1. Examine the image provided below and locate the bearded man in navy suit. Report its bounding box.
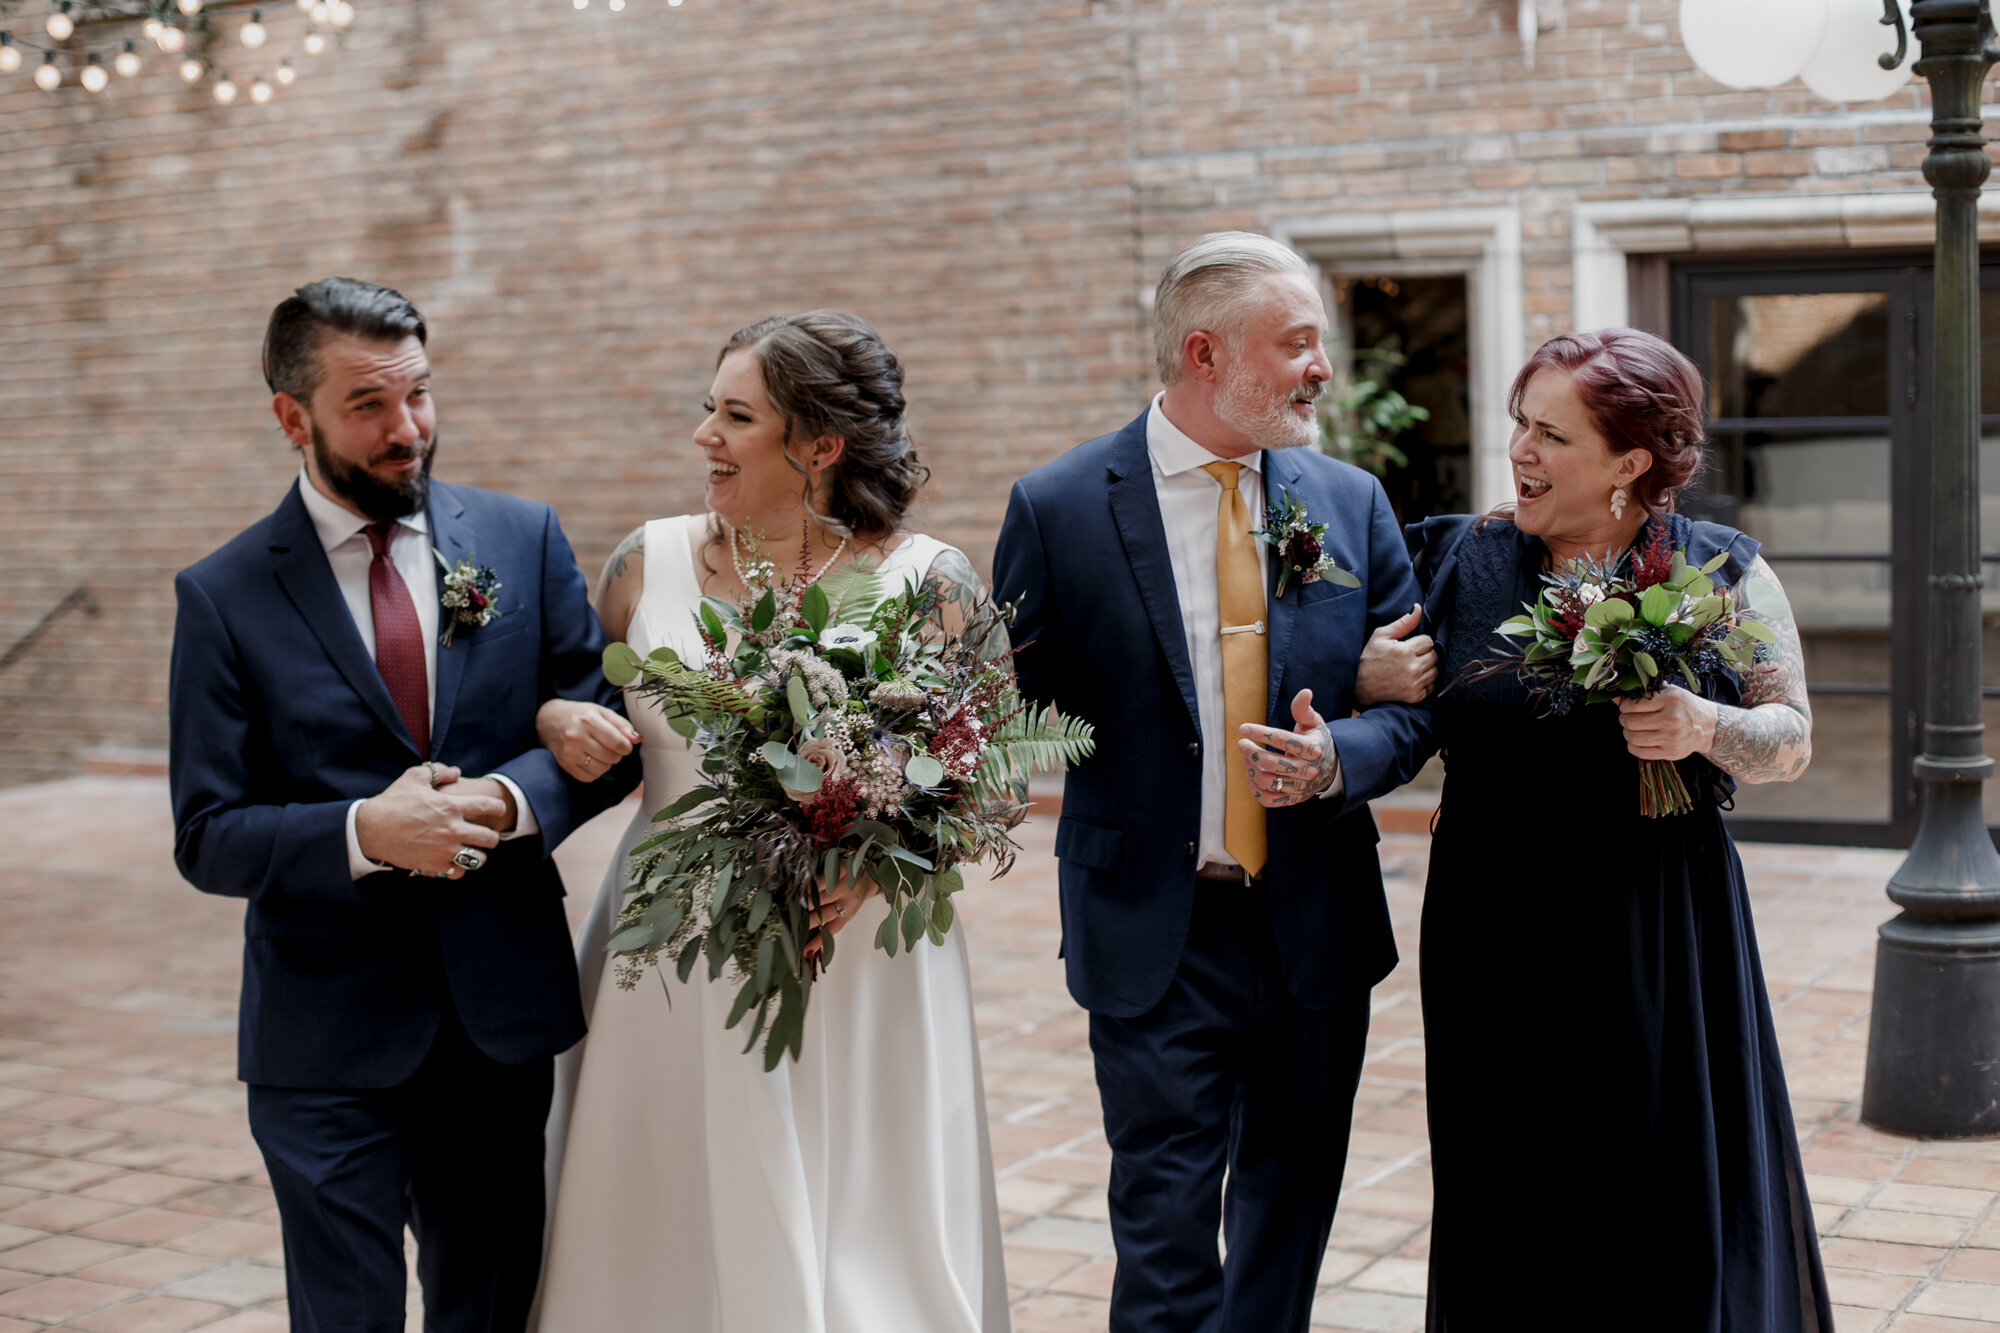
[169,278,637,1332]
[993,233,1437,1333]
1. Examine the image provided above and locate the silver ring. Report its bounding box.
[833,902,845,917]
[423,761,442,786]
[452,848,483,872]
[1273,778,1284,792]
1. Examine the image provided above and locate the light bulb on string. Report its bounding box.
[275,58,294,83]
[157,25,185,53]
[0,34,18,74]
[213,73,236,102]
[46,6,74,41]
[80,53,107,90]
[179,56,202,82]
[574,0,588,9]
[143,17,161,39]
[329,2,353,28]
[610,0,624,9]
[310,2,329,22]
[178,0,204,14]
[115,40,141,76]
[250,74,271,101]
[242,11,266,47]
[303,30,324,53]
[34,53,61,90]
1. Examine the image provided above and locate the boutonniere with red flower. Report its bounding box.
[1253,488,1362,598]
[435,551,501,646]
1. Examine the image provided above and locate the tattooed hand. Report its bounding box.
[1237,688,1344,807]
[1614,556,1813,783]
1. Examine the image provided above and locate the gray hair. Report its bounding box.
[1153,231,1314,384]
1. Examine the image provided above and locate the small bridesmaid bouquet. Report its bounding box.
[1254,488,1362,598]
[1491,527,1775,817]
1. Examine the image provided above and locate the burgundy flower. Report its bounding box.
[1295,533,1323,563]
[468,589,489,611]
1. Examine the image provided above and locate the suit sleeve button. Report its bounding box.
[1187,742,1200,757]
[1184,840,1197,857]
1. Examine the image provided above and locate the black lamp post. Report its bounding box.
[1859,0,2000,1139]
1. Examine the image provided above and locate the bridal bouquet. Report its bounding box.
[599,554,1095,1069]
[1491,526,1775,817]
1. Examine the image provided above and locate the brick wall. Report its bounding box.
[0,0,1988,784]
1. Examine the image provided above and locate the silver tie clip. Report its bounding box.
[1221,620,1266,636]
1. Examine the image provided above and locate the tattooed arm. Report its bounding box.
[1710,556,1813,782]
[921,546,1012,663]
[1617,556,1813,783]
[536,523,647,782]
[921,545,1030,816]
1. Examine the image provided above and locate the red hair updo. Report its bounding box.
[1507,328,1707,515]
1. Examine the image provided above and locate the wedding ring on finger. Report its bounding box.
[452,847,484,872]
[423,761,442,787]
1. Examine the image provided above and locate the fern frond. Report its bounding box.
[632,657,756,719]
[971,708,1096,797]
[818,561,888,627]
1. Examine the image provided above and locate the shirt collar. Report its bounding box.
[1145,393,1264,479]
[297,466,431,554]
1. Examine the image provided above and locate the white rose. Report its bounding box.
[1576,582,1606,607]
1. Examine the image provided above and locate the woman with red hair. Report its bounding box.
[1404,329,1828,1329]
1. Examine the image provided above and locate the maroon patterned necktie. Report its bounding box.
[366,521,430,756]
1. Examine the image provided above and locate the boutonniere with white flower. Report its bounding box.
[435,551,501,646]
[1252,488,1362,598]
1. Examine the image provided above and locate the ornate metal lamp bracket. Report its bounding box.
[1882,0,1912,68]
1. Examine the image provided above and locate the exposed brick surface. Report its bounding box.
[0,0,1979,782]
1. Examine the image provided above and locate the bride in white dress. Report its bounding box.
[529,312,1009,1331]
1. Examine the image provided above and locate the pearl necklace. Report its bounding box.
[730,524,848,591]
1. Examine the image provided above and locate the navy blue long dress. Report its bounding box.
[1408,512,1832,1332]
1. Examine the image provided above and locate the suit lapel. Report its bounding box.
[425,483,471,761]
[1104,418,1202,740]
[266,482,421,754]
[1261,448,1302,724]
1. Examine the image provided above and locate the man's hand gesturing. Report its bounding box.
[354,765,506,879]
[1238,689,1341,808]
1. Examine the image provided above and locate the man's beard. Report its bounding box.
[310,421,437,523]
[1215,359,1321,450]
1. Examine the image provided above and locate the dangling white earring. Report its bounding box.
[1610,486,1628,521]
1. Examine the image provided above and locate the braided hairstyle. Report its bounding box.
[719,311,929,540]
[1507,328,1707,514]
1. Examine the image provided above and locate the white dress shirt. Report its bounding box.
[1146,397,1341,873]
[296,469,538,878]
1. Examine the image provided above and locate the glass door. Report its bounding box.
[1675,260,1919,845]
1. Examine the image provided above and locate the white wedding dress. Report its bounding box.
[534,514,1009,1332]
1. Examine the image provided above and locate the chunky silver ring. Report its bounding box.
[423,761,442,786]
[834,902,845,917]
[1273,778,1284,792]
[452,848,483,872]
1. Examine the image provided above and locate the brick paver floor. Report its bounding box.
[2,776,1998,1331]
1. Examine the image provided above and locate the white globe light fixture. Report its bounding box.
[34,52,62,90]
[1679,0,1828,88]
[1801,0,1916,101]
[80,52,107,90]
[45,6,75,41]
[157,25,186,54]
[0,36,19,73]
[241,11,267,48]
[114,41,142,77]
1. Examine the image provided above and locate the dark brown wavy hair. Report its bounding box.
[718,310,929,542]
[1507,327,1707,515]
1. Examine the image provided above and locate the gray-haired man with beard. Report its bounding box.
[993,233,1436,1332]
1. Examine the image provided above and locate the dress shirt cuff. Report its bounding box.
[346,800,396,880]
[487,774,539,840]
[1315,742,1346,801]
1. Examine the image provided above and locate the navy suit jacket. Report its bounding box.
[169,479,636,1089]
[992,413,1435,1018]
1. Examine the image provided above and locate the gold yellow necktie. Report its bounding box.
[1201,460,1267,877]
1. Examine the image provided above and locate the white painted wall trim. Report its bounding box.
[1275,209,1524,513]
[1573,192,2000,330]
